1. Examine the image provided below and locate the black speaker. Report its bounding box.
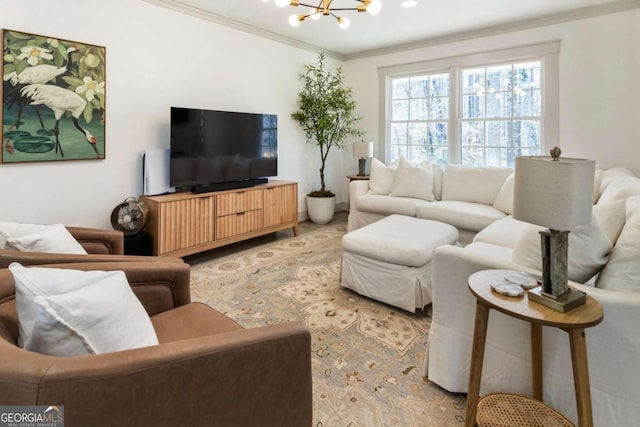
[124,231,152,256]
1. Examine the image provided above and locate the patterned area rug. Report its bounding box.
[189,223,466,426]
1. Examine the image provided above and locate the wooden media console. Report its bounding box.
[140,180,298,257]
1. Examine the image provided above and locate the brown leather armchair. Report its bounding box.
[0,226,182,268]
[0,261,313,426]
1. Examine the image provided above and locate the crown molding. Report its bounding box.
[344,0,640,60]
[141,0,345,60]
[143,0,638,62]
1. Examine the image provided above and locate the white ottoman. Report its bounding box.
[341,214,459,312]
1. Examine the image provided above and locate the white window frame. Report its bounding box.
[378,41,560,165]
[387,71,452,164]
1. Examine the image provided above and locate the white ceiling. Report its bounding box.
[146,0,632,58]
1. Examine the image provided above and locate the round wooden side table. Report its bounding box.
[465,269,603,427]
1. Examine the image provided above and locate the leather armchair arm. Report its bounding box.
[0,261,191,316]
[42,261,191,315]
[66,226,124,255]
[0,250,184,269]
[29,322,312,427]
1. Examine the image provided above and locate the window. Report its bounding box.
[389,73,450,164]
[460,61,542,166]
[381,42,559,167]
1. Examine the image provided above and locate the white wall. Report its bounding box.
[2,3,638,229]
[342,9,640,178]
[0,0,343,228]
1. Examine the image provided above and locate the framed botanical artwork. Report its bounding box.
[1,29,106,163]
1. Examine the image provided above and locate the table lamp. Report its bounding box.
[352,140,373,176]
[513,147,596,312]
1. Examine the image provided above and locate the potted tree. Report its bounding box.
[291,53,363,224]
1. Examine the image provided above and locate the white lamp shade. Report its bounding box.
[352,141,373,158]
[513,155,595,231]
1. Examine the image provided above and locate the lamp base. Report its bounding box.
[528,286,586,312]
[357,158,367,176]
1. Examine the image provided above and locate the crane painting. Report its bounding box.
[2,29,105,163]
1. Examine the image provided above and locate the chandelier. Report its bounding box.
[272,0,382,29]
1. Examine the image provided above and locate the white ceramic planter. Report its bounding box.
[306,195,336,225]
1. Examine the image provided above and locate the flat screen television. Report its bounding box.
[170,107,278,192]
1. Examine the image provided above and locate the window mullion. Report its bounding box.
[449,66,460,164]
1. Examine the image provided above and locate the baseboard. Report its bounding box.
[336,201,349,213]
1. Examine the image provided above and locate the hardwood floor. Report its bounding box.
[183,210,348,265]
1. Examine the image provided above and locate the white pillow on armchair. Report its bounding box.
[10,263,158,356]
[0,222,86,254]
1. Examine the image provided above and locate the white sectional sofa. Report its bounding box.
[348,158,514,245]
[424,167,640,426]
[346,159,640,424]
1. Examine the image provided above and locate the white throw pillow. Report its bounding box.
[593,166,603,204]
[512,216,611,284]
[596,196,640,292]
[389,157,435,201]
[442,165,513,205]
[592,199,627,246]
[493,173,515,214]
[0,222,86,254]
[599,167,636,195]
[0,221,45,249]
[432,164,444,201]
[368,158,397,195]
[9,263,158,356]
[597,176,640,204]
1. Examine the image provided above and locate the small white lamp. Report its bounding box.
[513,147,595,312]
[352,140,373,176]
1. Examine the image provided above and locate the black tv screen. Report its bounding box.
[170,107,278,189]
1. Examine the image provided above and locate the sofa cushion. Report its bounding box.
[368,158,397,195]
[599,167,635,195]
[416,201,506,232]
[0,222,87,254]
[356,194,418,217]
[152,302,242,343]
[441,165,512,205]
[9,263,158,356]
[389,157,435,201]
[493,172,514,214]
[592,199,626,246]
[473,216,530,249]
[512,216,611,284]
[464,242,515,260]
[596,196,640,291]
[597,176,640,204]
